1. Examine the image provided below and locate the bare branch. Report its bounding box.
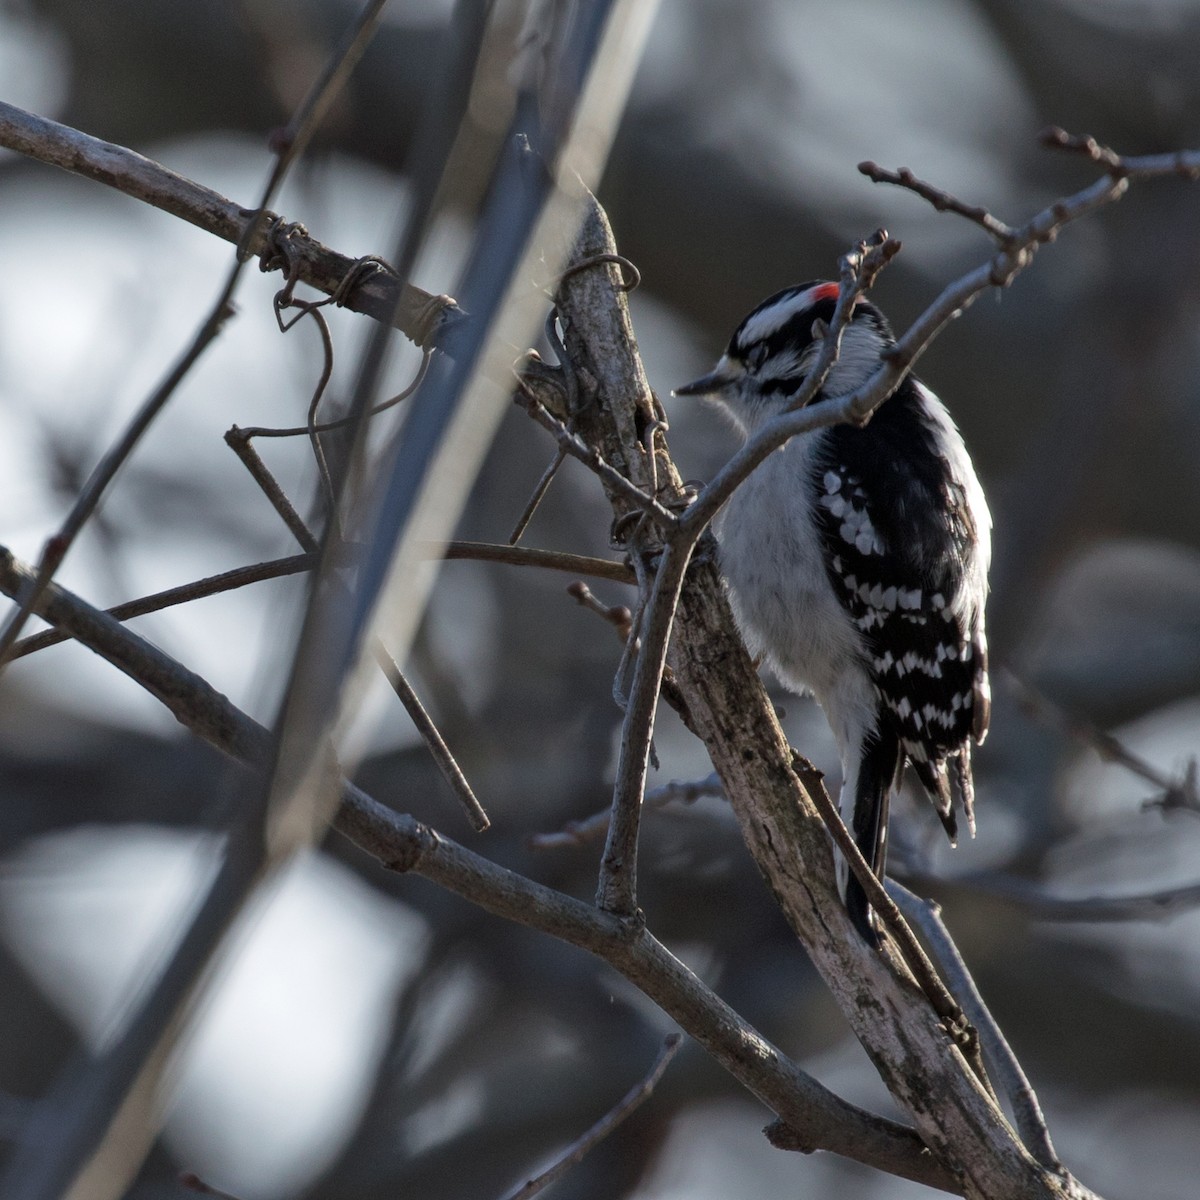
[1038,126,1127,172]
[6,541,634,663]
[346,783,951,1190]
[857,162,1017,242]
[0,540,951,1191]
[443,540,635,584]
[7,553,316,661]
[509,448,568,544]
[597,537,694,915]
[225,429,322,553]
[0,100,463,347]
[371,642,489,832]
[1039,126,1200,180]
[797,754,981,1059]
[498,1034,682,1200]
[888,883,1062,1172]
[786,229,903,413]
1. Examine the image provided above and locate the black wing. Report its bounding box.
[812,386,988,836]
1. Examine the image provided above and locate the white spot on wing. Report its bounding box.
[856,529,878,555]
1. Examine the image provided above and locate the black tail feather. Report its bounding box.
[951,749,976,837]
[912,757,959,844]
[845,726,903,944]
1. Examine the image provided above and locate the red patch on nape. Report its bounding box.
[809,282,841,304]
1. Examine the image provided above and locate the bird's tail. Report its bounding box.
[842,725,903,944]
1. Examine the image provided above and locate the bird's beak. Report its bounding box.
[672,355,741,397]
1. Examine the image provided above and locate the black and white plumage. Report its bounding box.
[674,281,991,942]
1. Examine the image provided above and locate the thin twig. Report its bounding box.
[857,163,1018,243]
[564,577,696,737]
[442,541,635,584]
[888,882,1062,1172]
[371,641,489,832]
[611,532,653,713]
[498,1033,682,1200]
[787,230,903,414]
[514,378,678,529]
[7,553,320,661]
[1038,126,1128,172]
[224,430,321,553]
[596,538,695,916]
[509,448,568,544]
[1038,127,1200,179]
[647,771,724,807]
[7,542,633,664]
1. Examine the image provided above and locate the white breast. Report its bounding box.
[715,429,874,742]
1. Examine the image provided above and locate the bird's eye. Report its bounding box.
[745,343,769,372]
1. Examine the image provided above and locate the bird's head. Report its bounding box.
[673,281,895,434]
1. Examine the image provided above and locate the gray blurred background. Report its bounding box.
[2,1,1200,1197]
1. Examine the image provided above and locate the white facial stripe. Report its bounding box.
[736,285,831,350]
